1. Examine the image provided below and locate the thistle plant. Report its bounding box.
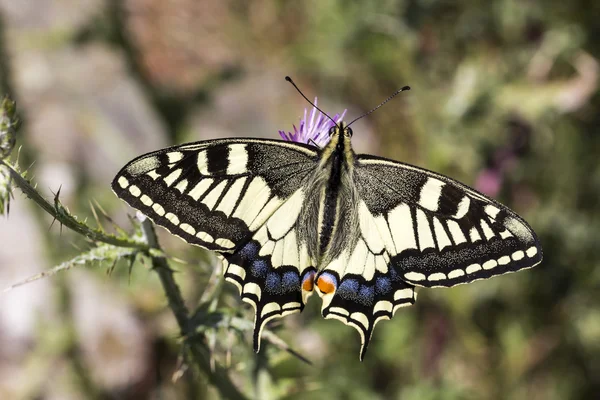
[279,97,346,146]
[0,95,344,399]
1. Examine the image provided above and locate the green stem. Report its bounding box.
[140,219,248,400]
[1,160,149,251]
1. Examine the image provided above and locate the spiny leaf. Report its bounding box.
[2,244,140,292]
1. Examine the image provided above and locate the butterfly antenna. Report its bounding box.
[347,86,411,127]
[285,76,339,128]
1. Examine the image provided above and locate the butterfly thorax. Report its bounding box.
[302,124,361,267]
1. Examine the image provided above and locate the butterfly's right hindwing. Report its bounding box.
[112,138,318,252]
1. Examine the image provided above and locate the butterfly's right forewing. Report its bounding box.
[112,138,318,251]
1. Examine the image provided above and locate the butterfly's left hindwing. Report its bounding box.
[314,152,542,359]
[112,139,320,350]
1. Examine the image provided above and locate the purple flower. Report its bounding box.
[279,98,347,147]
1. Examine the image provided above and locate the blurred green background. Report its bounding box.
[1,1,599,399]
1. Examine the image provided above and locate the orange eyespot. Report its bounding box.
[302,271,315,291]
[316,275,336,294]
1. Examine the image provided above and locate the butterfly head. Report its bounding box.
[328,121,353,139]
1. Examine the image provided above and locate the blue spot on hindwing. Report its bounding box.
[238,241,259,262]
[375,276,392,295]
[337,278,359,300]
[358,285,374,306]
[389,266,401,282]
[265,272,281,294]
[250,259,268,278]
[282,271,300,292]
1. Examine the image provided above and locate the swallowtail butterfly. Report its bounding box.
[112,88,542,360]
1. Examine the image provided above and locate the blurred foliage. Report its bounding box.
[1,0,599,399]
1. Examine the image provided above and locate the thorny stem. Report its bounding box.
[1,97,246,399]
[141,219,247,400]
[0,159,150,251]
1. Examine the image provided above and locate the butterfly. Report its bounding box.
[112,94,542,360]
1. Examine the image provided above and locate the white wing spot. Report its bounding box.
[261,302,281,317]
[483,259,498,270]
[165,212,180,225]
[481,219,495,240]
[373,214,397,254]
[259,240,276,257]
[433,217,452,250]
[447,220,466,244]
[175,179,188,193]
[453,196,471,219]
[226,263,246,280]
[147,170,160,180]
[233,176,271,226]
[374,255,387,274]
[448,269,465,279]
[180,223,196,236]
[271,239,285,268]
[164,169,182,187]
[117,176,129,189]
[128,185,141,197]
[197,151,209,175]
[152,203,165,216]
[404,272,426,281]
[512,250,525,261]
[374,301,393,314]
[249,195,284,231]
[428,272,446,281]
[388,203,417,253]
[469,227,482,243]
[140,194,153,206]
[500,230,513,239]
[498,256,511,265]
[417,209,435,250]
[196,231,214,243]
[283,302,302,310]
[226,144,248,175]
[329,307,349,316]
[350,312,369,330]
[466,264,482,274]
[215,177,247,217]
[394,288,414,300]
[419,178,445,212]
[243,283,262,301]
[526,247,538,258]
[188,179,214,201]
[167,151,183,164]
[485,205,501,220]
[202,180,228,210]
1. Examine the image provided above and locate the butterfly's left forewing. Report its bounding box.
[112,138,320,349]
[353,155,542,287]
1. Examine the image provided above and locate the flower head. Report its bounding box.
[279,98,346,147]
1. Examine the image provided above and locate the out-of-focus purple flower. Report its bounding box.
[279,98,347,147]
